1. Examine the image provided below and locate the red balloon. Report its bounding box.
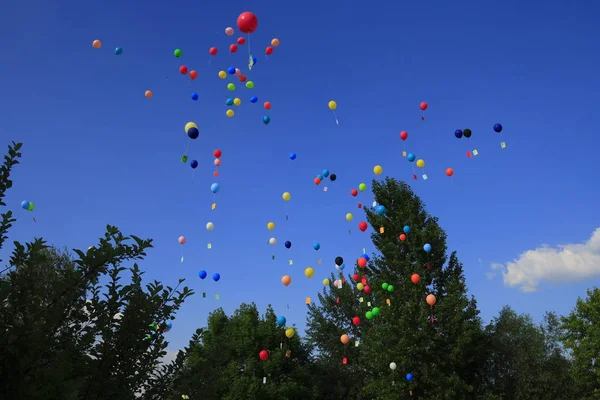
[214,150,222,158]
[446,168,454,177]
[314,177,321,185]
[411,273,420,284]
[420,101,428,111]
[352,316,361,326]
[189,70,198,80]
[229,44,238,53]
[237,37,246,45]
[259,350,269,361]
[363,285,371,294]
[400,131,408,140]
[357,257,367,268]
[426,264,432,270]
[239,74,247,82]
[361,276,367,285]
[352,273,360,282]
[237,11,258,34]
[351,189,358,197]
[209,47,218,56]
[265,46,274,55]
[179,66,188,75]
[399,234,406,241]
[264,101,271,110]
[358,222,367,232]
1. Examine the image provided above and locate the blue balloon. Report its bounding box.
[191,92,199,101]
[289,152,297,160]
[423,243,432,253]
[376,205,387,216]
[284,241,292,249]
[454,129,463,138]
[212,273,221,282]
[493,123,503,133]
[317,174,324,180]
[190,160,198,169]
[187,127,199,139]
[226,97,234,106]
[227,66,236,75]
[252,56,257,65]
[21,200,30,210]
[165,322,173,331]
[250,96,258,103]
[276,316,286,326]
[361,254,370,261]
[406,373,413,381]
[403,225,410,234]
[211,183,220,193]
[313,242,320,251]
[322,169,330,177]
[263,115,271,125]
[407,153,416,162]
[338,263,345,271]
[114,47,123,55]
[198,270,207,279]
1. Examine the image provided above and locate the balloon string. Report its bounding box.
[332,111,339,126]
[184,138,190,156]
[247,32,252,66]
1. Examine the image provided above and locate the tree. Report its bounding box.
[0,142,194,399]
[562,287,600,399]
[306,177,487,399]
[168,303,316,400]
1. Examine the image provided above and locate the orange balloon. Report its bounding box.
[357,257,367,268]
[426,294,436,306]
[411,273,420,284]
[92,40,102,48]
[264,101,271,110]
[445,168,454,177]
[190,70,198,80]
[340,334,350,345]
[314,177,321,185]
[281,275,291,286]
[145,90,153,99]
[271,38,280,47]
[213,171,219,177]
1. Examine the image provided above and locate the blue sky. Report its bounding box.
[1,0,599,352]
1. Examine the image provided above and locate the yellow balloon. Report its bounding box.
[218,70,227,79]
[305,267,315,278]
[373,165,383,175]
[322,278,330,286]
[282,192,291,201]
[285,328,295,339]
[184,122,197,133]
[233,98,241,106]
[345,213,353,221]
[226,109,234,117]
[328,100,337,111]
[267,222,275,230]
[356,283,364,291]
[416,159,425,168]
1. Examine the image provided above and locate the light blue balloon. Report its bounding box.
[115,47,123,55]
[211,183,220,193]
[423,243,432,253]
[403,225,410,234]
[376,205,387,215]
[226,98,234,106]
[313,242,320,251]
[21,200,30,210]
[339,263,345,271]
[276,316,286,326]
[322,169,330,177]
[317,174,324,180]
[407,153,416,162]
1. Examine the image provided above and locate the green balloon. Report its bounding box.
[382,282,388,290]
[27,202,35,211]
[372,307,380,316]
[227,83,235,91]
[387,285,394,292]
[359,183,367,191]
[366,311,373,320]
[245,81,254,89]
[174,49,182,58]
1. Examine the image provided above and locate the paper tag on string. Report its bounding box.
[317,258,322,264]
[367,301,371,307]
[501,142,506,148]
[422,174,428,180]
[402,151,407,157]
[272,255,275,260]
[212,203,216,210]
[180,256,184,263]
[285,350,291,357]
[337,281,342,289]
[336,297,340,303]
[473,149,479,156]
[280,343,283,349]
[305,297,311,305]
[262,377,266,384]
[215,294,219,300]
[355,340,360,347]
[413,174,418,180]
[386,298,391,306]
[324,187,328,192]
[207,243,212,249]
[359,297,364,303]
[379,227,385,233]
[289,260,293,265]
[181,155,188,163]
[342,357,348,365]
[362,248,366,254]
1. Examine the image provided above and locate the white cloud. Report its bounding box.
[491,228,600,292]
[160,349,180,365]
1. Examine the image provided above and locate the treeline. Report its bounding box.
[1,141,598,400]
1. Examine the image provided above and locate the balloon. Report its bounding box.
[387,284,394,292]
[178,236,186,245]
[352,274,360,282]
[206,222,215,231]
[271,38,280,47]
[235,68,241,76]
[246,81,255,89]
[190,92,199,101]
[229,44,238,53]
[237,12,258,34]
[226,98,234,106]
[285,328,295,338]
[163,322,173,332]
[190,160,198,169]
[361,254,370,261]
[185,122,197,133]
[403,225,410,233]
[227,83,235,91]
[21,200,34,211]
[322,278,330,286]
[198,270,207,279]
[358,183,367,192]
[265,46,274,55]
[252,56,258,65]
[382,283,389,290]
[335,256,344,266]
[264,101,271,110]
[446,168,454,177]
[267,222,275,230]
[189,70,198,80]
[263,116,271,125]
[494,123,503,133]
[411,273,420,284]
[406,373,413,381]
[209,47,217,56]
[366,311,373,320]
[281,275,291,286]
[227,66,236,75]
[329,173,337,181]
[454,129,463,138]
[114,47,123,55]
[463,128,472,138]
[351,189,358,197]
[93,40,102,49]
[328,100,337,110]
[416,159,425,168]
[212,273,220,282]
[187,127,199,139]
[358,222,368,232]
[250,96,258,103]
[211,183,220,193]
[340,334,350,344]
[238,75,246,84]
[345,213,353,221]
[259,350,269,361]
[284,241,292,248]
[352,316,361,326]
[225,27,234,36]
[226,109,235,118]
[357,257,367,268]
[276,316,286,326]
[419,102,428,111]
[400,131,408,140]
[322,169,330,177]
[179,66,188,75]
[376,205,386,215]
[423,243,432,253]
[218,70,227,79]
[407,153,416,162]
[373,165,383,175]
[372,307,380,316]
[363,285,371,294]
[426,294,436,306]
[304,267,315,278]
[212,150,221,159]
[237,37,246,45]
[143,90,153,99]
[268,238,276,245]
[282,192,291,201]
[390,362,397,371]
[317,174,324,180]
[313,242,320,250]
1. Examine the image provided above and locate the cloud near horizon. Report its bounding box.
[491,228,600,292]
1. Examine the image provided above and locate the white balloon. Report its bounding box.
[268,237,277,245]
[206,222,215,231]
[389,362,397,371]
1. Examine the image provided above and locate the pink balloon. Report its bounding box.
[178,236,186,245]
[235,68,241,76]
[214,158,221,167]
[225,27,234,36]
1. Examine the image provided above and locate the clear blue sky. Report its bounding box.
[1,0,599,352]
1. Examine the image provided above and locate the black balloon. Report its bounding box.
[330,174,337,181]
[463,128,472,138]
[335,256,343,266]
